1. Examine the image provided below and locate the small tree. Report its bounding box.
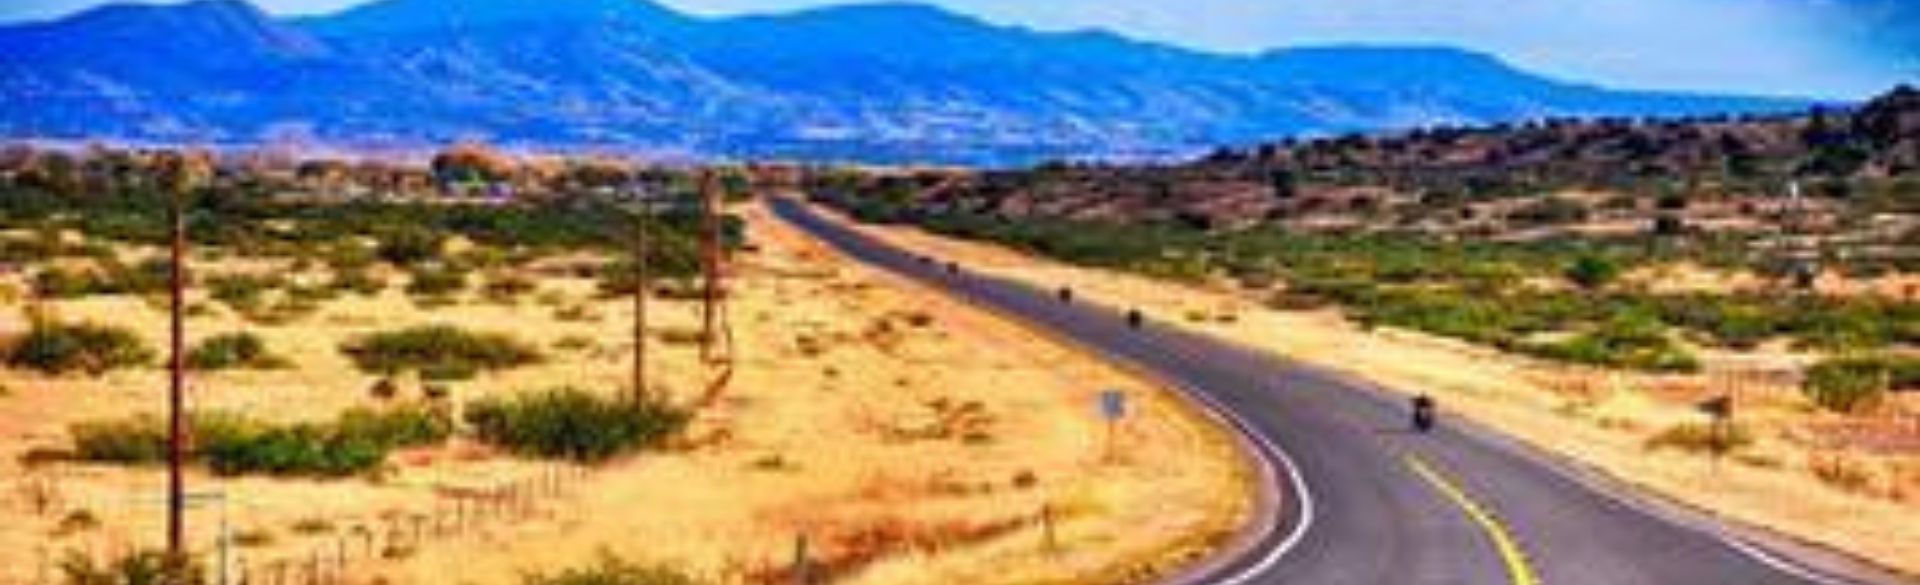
[1565,255,1622,290]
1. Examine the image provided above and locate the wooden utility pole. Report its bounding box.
[631,195,651,404]
[165,160,189,565]
[700,171,722,363]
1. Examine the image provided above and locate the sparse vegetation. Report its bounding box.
[1802,355,1920,413]
[1565,255,1622,290]
[405,266,469,298]
[483,272,537,303]
[70,407,453,477]
[7,318,154,376]
[32,259,171,299]
[465,388,689,463]
[341,325,541,379]
[59,549,204,585]
[187,332,289,371]
[71,418,168,464]
[1645,422,1752,454]
[521,555,701,585]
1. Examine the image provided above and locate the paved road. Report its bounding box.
[769,197,1905,585]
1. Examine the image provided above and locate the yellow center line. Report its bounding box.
[1406,454,1544,585]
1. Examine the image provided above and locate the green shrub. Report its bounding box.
[341,325,541,377]
[61,549,205,585]
[522,555,700,585]
[330,268,387,296]
[1564,255,1622,290]
[199,424,385,477]
[405,267,469,298]
[465,388,688,462]
[31,259,171,299]
[187,332,289,371]
[203,407,452,476]
[8,319,155,375]
[1802,355,1917,412]
[1525,312,1700,373]
[71,417,169,464]
[377,226,445,267]
[207,273,286,313]
[70,407,452,477]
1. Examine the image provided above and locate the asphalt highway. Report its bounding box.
[769,197,1901,585]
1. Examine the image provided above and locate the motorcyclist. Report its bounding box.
[1411,394,1437,433]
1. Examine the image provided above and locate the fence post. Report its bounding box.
[306,549,320,585]
[1040,503,1057,553]
[791,533,811,585]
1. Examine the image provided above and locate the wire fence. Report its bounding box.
[12,464,596,585]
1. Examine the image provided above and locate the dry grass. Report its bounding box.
[0,202,1251,585]
[825,202,1920,577]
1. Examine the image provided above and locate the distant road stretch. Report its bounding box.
[769,196,1905,585]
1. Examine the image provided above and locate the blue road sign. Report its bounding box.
[1099,390,1127,421]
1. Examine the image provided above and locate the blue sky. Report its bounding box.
[2,0,1908,99]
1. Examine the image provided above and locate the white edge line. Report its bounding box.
[1171,377,1314,585]
[1724,538,1858,585]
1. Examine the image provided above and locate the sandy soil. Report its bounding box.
[818,202,1920,577]
[0,204,1251,584]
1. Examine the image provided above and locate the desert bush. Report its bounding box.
[329,268,387,296]
[1526,312,1700,372]
[197,407,451,477]
[187,332,289,371]
[465,388,688,462]
[376,226,444,266]
[199,423,387,477]
[1802,355,1918,412]
[341,325,541,378]
[1564,255,1621,290]
[1507,196,1590,226]
[521,555,699,585]
[71,407,451,477]
[483,273,537,302]
[333,406,455,447]
[1644,423,1751,454]
[8,319,155,375]
[405,266,468,298]
[207,273,286,313]
[71,417,169,464]
[31,259,171,299]
[60,549,205,585]
[1809,453,1875,494]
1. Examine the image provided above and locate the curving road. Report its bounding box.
[769,197,1907,585]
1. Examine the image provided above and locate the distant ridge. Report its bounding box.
[0,0,1815,165]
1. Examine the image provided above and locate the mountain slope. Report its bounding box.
[0,0,1813,164]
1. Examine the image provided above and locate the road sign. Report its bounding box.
[1697,396,1733,419]
[1099,390,1127,421]
[1099,389,1127,463]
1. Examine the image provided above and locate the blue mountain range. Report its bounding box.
[0,0,1815,165]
